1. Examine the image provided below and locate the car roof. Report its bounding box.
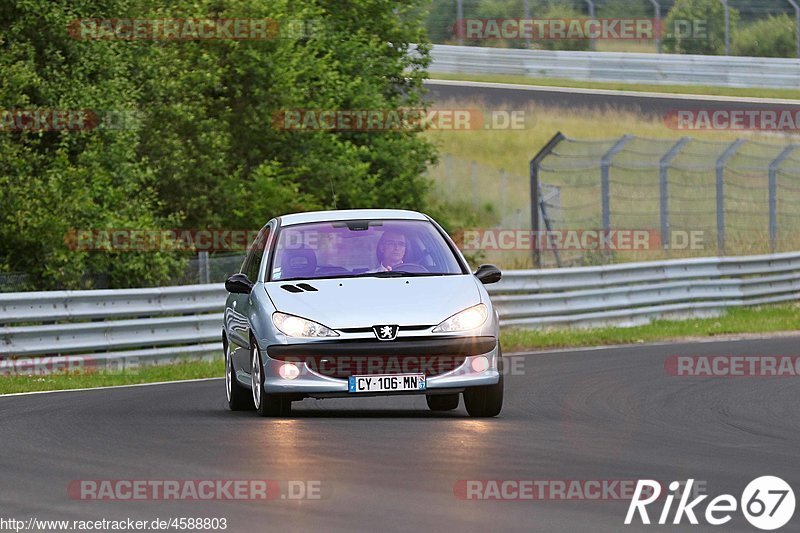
[277,209,429,227]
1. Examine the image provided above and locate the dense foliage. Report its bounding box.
[663,0,739,55]
[0,0,437,289]
[733,14,797,58]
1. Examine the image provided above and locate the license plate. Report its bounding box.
[348,374,426,393]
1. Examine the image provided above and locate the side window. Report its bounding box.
[242,226,270,281]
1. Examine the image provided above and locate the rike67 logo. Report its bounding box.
[626,477,795,530]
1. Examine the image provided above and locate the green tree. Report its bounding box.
[663,0,739,55]
[0,0,438,290]
[0,0,185,290]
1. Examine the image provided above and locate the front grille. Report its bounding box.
[337,325,434,334]
[304,355,466,379]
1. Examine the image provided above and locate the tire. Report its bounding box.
[463,348,504,418]
[225,337,254,411]
[426,394,460,411]
[251,339,291,417]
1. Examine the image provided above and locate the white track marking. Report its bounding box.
[0,377,223,398]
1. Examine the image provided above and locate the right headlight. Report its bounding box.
[432,303,488,333]
[272,312,339,338]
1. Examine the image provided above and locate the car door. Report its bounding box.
[225,223,271,352]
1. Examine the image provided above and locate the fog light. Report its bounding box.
[278,363,300,380]
[471,356,490,373]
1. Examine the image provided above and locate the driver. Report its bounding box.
[375,231,407,271]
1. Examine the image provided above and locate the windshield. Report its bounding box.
[269,219,464,281]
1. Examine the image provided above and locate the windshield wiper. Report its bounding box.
[353,271,450,278]
[277,271,454,282]
[354,271,410,278]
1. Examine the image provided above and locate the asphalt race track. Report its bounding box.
[2,336,799,532]
[426,79,800,116]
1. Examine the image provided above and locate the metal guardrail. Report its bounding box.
[430,44,800,89]
[0,285,227,372]
[0,251,798,371]
[490,251,800,328]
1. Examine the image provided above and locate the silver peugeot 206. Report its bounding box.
[222,209,504,417]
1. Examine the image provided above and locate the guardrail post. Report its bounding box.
[585,0,596,51]
[789,0,800,58]
[715,139,746,254]
[660,137,690,249]
[769,145,797,253]
[600,135,634,234]
[456,0,464,45]
[198,251,210,284]
[720,0,731,55]
[530,132,566,268]
[648,0,662,53]
[523,0,531,49]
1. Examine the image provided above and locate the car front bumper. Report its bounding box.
[261,336,500,396]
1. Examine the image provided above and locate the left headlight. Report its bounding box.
[432,303,488,333]
[272,312,339,338]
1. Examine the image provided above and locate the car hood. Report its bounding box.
[265,275,481,329]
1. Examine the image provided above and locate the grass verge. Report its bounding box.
[0,359,223,395]
[423,99,764,178]
[429,72,800,101]
[502,303,800,352]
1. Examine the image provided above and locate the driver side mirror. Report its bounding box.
[474,264,502,285]
[225,273,254,294]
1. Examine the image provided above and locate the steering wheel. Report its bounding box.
[393,263,428,273]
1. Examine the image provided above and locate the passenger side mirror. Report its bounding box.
[474,264,502,285]
[225,273,254,294]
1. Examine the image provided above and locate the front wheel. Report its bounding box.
[226,337,254,411]
[251,340,291,417]
[463,350,504,417]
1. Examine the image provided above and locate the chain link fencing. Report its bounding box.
[531,133,800,267]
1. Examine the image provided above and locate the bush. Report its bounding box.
[597,0,650,19]
[733,14,797,58]
[663,0,739,55]
[533,2,591,52]
[434,0,592,50]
